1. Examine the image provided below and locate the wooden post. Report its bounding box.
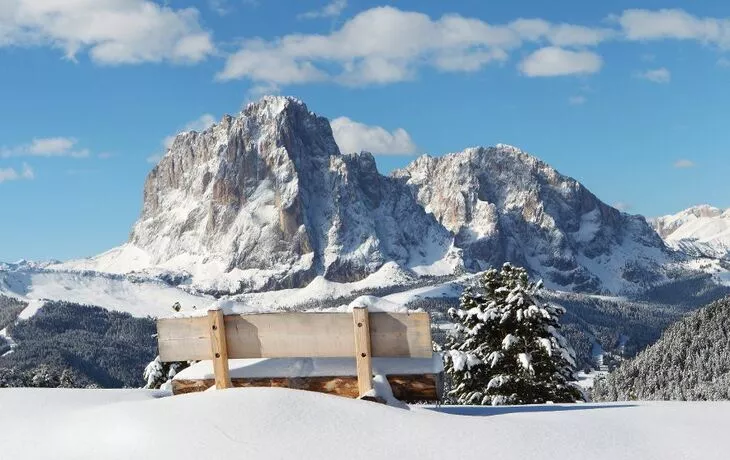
[352,307,373,397]
[208,309,232,389]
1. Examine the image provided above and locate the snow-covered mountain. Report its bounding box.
[57,96,456,294]
[651,205,730,260]
[4,96,711,301]
[393,145,670,293]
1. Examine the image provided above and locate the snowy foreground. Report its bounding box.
[1,388,729,460]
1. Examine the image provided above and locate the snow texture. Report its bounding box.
[652,205,730,260]
[174,355,444,380]
[1,388,730,459]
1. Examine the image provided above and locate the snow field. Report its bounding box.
[1,387,729,460]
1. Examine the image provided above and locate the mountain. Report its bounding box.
[18,96,713,299]
[393,145,670,294]
[651,205,730,260]
[59,96,455,294]
[593,296,730,401]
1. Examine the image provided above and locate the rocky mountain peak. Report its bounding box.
[67,97,682,296]
[394,144,669,293]
[126,96,452,293]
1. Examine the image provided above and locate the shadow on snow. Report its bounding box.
[423,404,637,417]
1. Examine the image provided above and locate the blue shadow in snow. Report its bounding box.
[424,404,637,417]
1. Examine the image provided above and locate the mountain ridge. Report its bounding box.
[34,95,718,297]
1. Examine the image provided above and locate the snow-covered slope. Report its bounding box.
[393,145,671,294]
[2,387,730,460]
[7,96,720,312]
[652,205,730,259]
[56,96,456,294]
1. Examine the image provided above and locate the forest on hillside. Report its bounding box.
[594,296,730,401]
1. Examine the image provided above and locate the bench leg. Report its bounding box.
[208,309,232,389]
[352,307,374,397]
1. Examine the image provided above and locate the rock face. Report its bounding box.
[74,97,678,296]
[651,205,730,259]
[130,97,453,291]
[392,145,670,293]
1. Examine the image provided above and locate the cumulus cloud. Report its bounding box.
[519,47,603,77]
[509,19,613,46]
[0,0,214,65]
[0,137,89,158]
[208,0,230,16]
[674,159,695,169]
[299,0,348,20]
[569,95,587,105]
[0,163,34,183]
[162,114,217,149]
[613,202,632,212]
[217,7,617,86]
[636,67,671,83]
[617,9,730,49]
[150,114,217,164]
[330,117,417,155]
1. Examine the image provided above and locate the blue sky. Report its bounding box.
[1,0,729,261]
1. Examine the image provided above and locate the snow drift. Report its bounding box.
[1,387,729,460]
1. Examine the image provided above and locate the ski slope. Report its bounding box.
[1,387,729,460]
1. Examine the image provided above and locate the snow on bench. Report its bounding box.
[157,306,443,401]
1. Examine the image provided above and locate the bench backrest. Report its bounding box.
[156,307,432,396]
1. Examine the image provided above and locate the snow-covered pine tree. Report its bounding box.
[143,356,190,390]
[444,263,583,405]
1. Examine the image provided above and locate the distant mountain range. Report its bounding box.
[2,96,729,384]
[37,95,724,298]
[651,205,730,261]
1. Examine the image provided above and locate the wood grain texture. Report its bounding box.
[208,309,232,389]
[352,307,373,396]
[171,374,440,402]
[158,312,432,362]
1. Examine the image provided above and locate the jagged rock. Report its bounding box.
[57,97,683,296]
[128,96,454,293]
[651,205,730,260]
[392,145,670,293]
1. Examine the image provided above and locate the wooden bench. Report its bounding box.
[156,307,442,401]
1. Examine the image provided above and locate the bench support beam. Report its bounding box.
[208,309,232,389]
[352,307,374,397]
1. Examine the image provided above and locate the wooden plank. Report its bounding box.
[208,309,232,389]
[158,311,432,362]
[352,307,373,396]
[171,374,440,402]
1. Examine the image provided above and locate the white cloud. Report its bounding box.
[163,114,217,149]
[613,202,632,212]
[509,19,613,46]
[146,154,163,164]
[0,0,214,65]
[208,0,229,16]
[674,159,695,169]
[519,47,602,77]
[718,57,730,68]
[636,67,671,83]
[0,163,34,183]
[0,137,89,158]
[299,0,348,20]
[150,113,217,164]
[219,7,580,85]
[618,9,730,49]
[330,117,417,155]
[569,95,586,105]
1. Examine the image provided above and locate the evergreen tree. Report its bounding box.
[142,356,190,390]
[444,263,583,405]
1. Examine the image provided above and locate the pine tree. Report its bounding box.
[444,263,583,405]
